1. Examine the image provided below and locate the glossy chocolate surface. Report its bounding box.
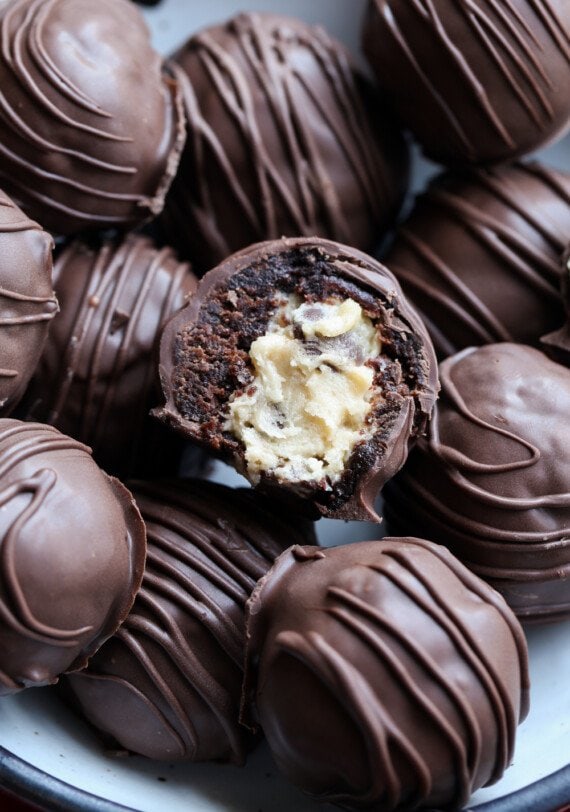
[384,163,570,359]
[244,538,529,810]
[155,237,438,521]
[0,190,57,415]
[161,12,409,271]
[384,343,570,623]
[66,479,315,763]
[0,420,146,695]
[363,0,570,166]
[18,234,198,479]
[0,0,185,235]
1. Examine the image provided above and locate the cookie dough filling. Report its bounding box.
[226,296,382,485]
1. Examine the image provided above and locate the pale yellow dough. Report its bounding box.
[226,296,381,484]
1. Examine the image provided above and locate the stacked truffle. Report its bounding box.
[65,479,315,763]
[159,12,409,271]
[384,343,570,624]
[16,235,198,479]
[0,192,57,415]
[384,163,570,358]
[0,0,569,810]
[0,0,186,234]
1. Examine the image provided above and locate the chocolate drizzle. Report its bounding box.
[0,188,57,414]
[65,479,315,763]
[384,343,570,622]
[363,0,570,165]
[0,420,146,694]
[244,538,529,810]
[0,0,185,234]
[162,13,408,270]
[385,163,570,358]
[18,234,197,478]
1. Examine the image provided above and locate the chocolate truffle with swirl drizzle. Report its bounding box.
[65,479,315,763]
[0,190,57,415]
[384,162,570,359]
[0,420,146,695]
[0,0,185,235]
[363,0,570,166]
[243,538,529,810]
[17,234,198,479]
[154,237,438,521]
[384,343,570,623]
[160,12,409,272]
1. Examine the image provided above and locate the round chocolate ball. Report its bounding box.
[0,0,185,235]
[384,343,570,623]
[0,190,57,415]
[362,0,570,166]
[0,420,146,695]
[384,162,570,359]
[65,479,315,763]
[244,539,529,811]
[154,237,438,521]
[17,234,198,479]
[161,12,409,272]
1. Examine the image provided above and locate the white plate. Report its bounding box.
[1,1,570,810]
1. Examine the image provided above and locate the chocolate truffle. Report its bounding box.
[0,190,57,415]
[160,12,409,271]
[243,539,529,811]
[65,479,315,763]
[0,0,185,235]
[0,420,146,695]
[362,0,570,166]
[384,163,570,359]
[155,237,438,521]
[18,234,198,479]
[384,343,570,623]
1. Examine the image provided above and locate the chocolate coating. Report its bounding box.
[155,237,438,521]
[384,163,570,359]
[0,190,57,415]
[66,479,315,763]
[17,234,198,479]
[363,0,570,166]
[0,0,185,235]
[0,420,146,695]
[384,343,570,623]
[244,539,529,810]
[160,12,409,272]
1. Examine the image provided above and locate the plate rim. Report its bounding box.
[0,746,135,812]
[1,744,569,812]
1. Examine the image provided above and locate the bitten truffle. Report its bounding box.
[155,237,438,521]
[0,190,57,415]
[362,0,570,166]
[0,0,185,234]
[65,479,315,763]
[243,539,529,811]
[18,234,198,479]
[0,420,146,695]
[160,12,409,271]
[384,163,570,359]
[384,343,570,623]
